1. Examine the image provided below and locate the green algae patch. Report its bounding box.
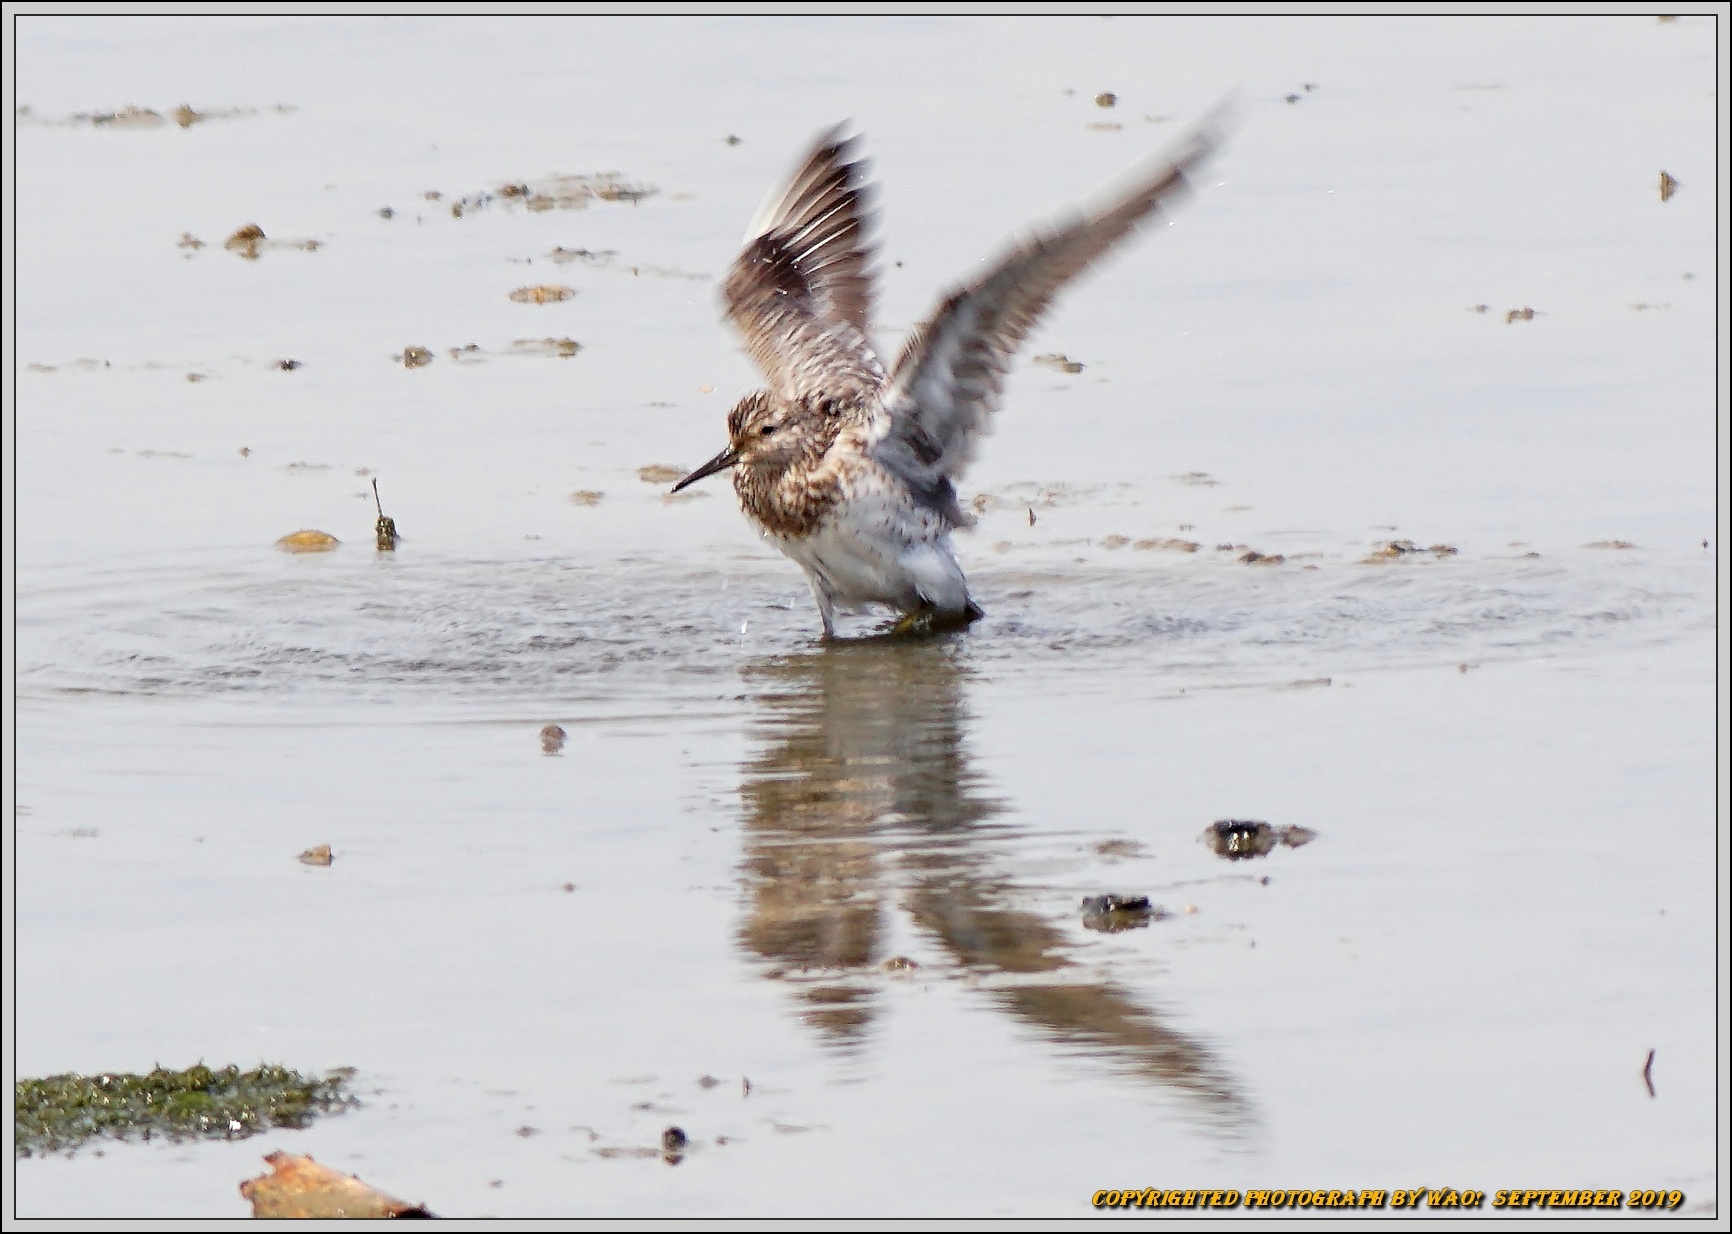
[15,1064,353,1157]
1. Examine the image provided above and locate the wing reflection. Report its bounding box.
[735,638,1247,1126]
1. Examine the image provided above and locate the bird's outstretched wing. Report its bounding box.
[723,124,885,403]
[871,108,1229,491]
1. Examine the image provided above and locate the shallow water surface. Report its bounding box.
[13,13,1719,1219]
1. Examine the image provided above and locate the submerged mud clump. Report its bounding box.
[508,284,576,304]
[548,246,618,267]
[1364,540,1457,562]
[15,1064,353,1157]
[275,530,340,553]
[509,337,582,357]
[18,102,295,129]
[222,224,320,260]
[1133,537,1201,552]
[1202,820,1317,861]
[225,223,266,258]
[445,172,658,218]
[1032,352,1085,374]
[1081,894,1166,932]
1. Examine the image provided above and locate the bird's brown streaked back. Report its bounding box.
[723,124,886,404]
[871,108,1230,488]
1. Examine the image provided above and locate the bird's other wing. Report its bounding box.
[723,123,886,403]
[871,106,1229,489]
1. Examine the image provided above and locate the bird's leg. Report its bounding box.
[808,576,837,640]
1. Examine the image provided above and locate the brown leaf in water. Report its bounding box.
[239,1151,432,1218]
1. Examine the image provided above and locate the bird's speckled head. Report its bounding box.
[724,389,776,451]
[673,390,847,493]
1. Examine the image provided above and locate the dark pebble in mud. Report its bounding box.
[1203,820,1317,861]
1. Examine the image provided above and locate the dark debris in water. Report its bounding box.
[1202,820,1317,861]
[15,1064,354,1157]
[1081,894,1167,932]
[371,479,400,552]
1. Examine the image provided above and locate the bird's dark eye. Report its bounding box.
[759,423,778,436]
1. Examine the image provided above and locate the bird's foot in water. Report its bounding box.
[889,601,985,638]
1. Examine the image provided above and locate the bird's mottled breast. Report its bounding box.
[733,406,870,539]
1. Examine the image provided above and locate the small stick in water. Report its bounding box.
[372,478,400,551]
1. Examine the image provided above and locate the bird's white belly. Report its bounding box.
[771,493,969,614]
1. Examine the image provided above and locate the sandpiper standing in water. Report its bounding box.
[674,113,1227,638]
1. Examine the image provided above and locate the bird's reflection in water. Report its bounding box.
[736,638,1247,1127]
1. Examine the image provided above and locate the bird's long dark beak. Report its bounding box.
[672,445,740,492]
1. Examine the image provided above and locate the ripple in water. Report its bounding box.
[17,550,1708,702]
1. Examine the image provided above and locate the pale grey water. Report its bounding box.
[12,14,1721,1220]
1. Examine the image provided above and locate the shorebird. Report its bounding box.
[674,113,1227,638]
